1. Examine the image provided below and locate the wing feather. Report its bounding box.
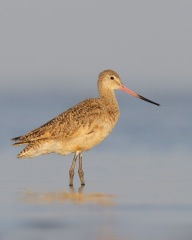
[12,98,106,144]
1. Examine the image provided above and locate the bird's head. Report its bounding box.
[98,69,160,106]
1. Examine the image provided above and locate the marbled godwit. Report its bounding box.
[12,70,160,186]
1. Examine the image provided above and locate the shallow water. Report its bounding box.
[1,88,192,240]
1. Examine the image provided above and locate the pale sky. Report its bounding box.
[0,0,192,93]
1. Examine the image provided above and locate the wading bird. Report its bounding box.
[12,70,160,186]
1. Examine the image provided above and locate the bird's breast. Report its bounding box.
[55,115,119,155]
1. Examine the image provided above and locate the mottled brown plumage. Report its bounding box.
[12,69,160,186]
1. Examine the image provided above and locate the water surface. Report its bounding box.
[1,87,192,240]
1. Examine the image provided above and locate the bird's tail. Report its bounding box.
[11,136,21,141]
[12,141,28,146]
[13,139,53,158]
[15,142,36,158]
[11,136,28,146]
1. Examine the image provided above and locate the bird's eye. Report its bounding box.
[110,76,114,80]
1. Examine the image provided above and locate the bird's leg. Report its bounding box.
[69,153,78,186]
[78,153,85,185]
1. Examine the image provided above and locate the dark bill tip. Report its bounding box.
[138,95,160,106]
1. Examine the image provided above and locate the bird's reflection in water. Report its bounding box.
[21,186,116,205]
[20,187,125,240]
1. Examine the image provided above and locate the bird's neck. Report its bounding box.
[99,86,119,112]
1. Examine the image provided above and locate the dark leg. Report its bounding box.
[78,152,85,185]
[69,153,78,186]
